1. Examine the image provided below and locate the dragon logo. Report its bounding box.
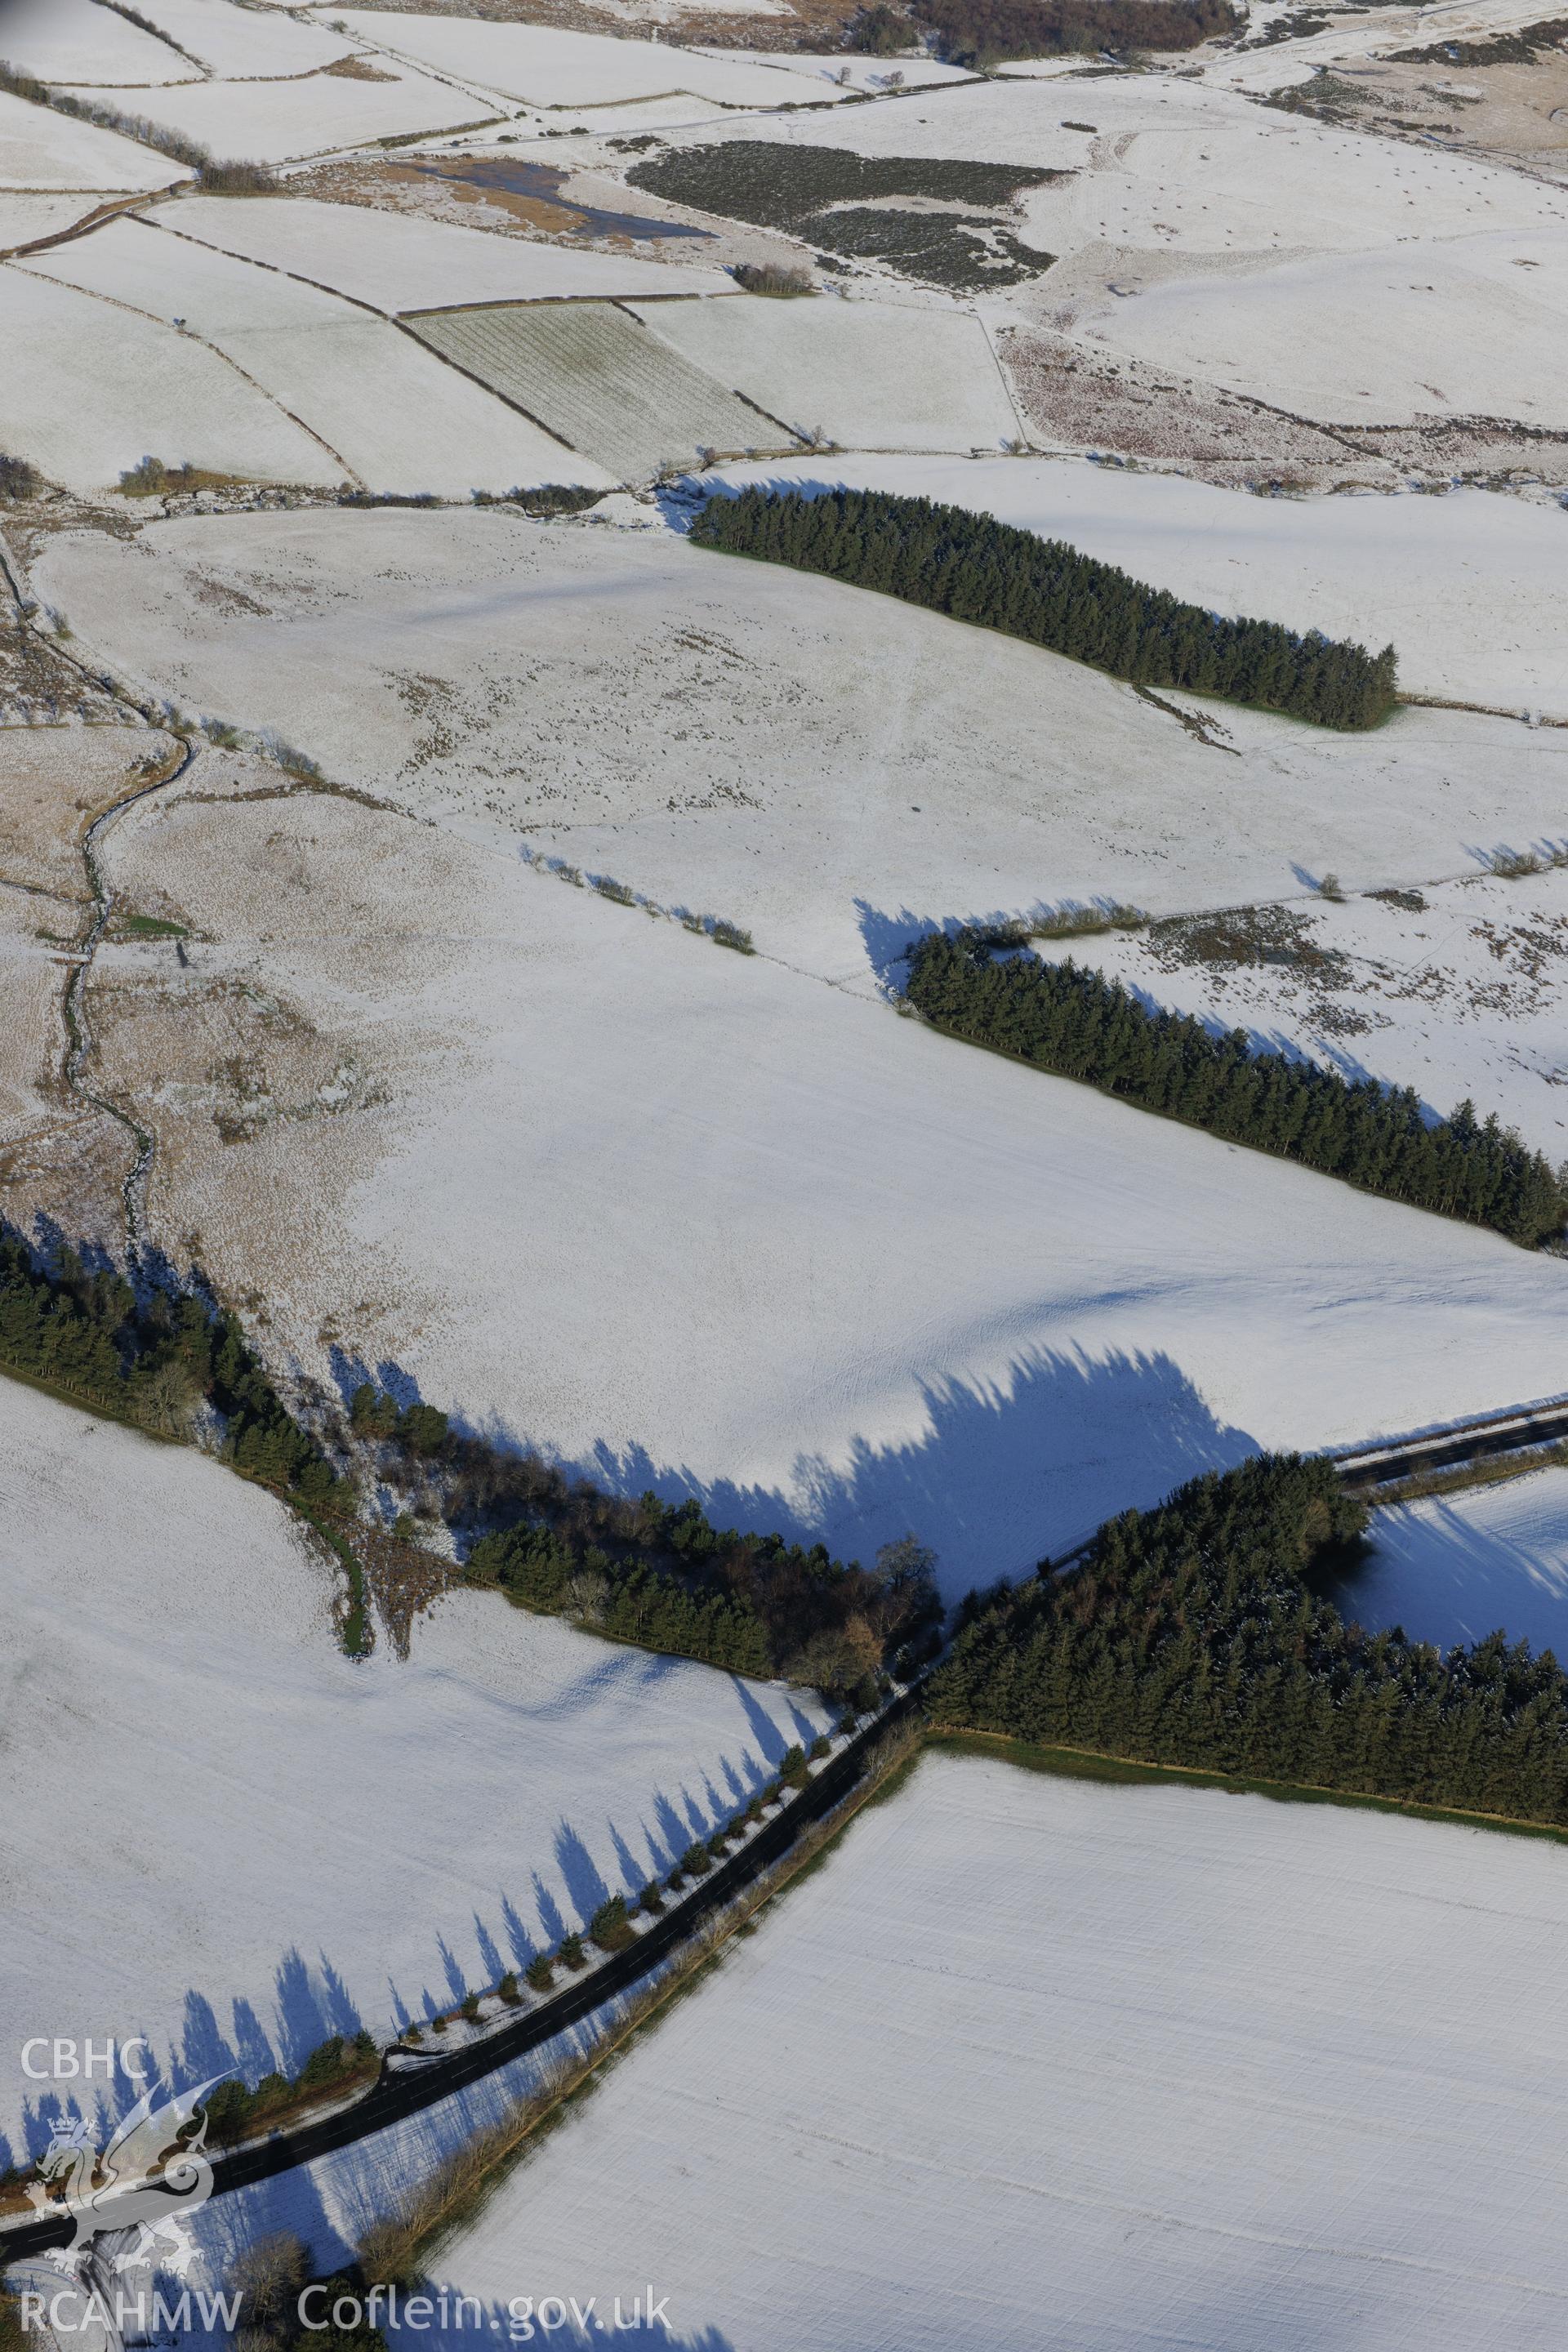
[25,2074,226,2278]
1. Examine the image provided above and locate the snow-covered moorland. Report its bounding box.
[0,1376,828,2154]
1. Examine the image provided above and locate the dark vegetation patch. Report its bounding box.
[1388,13,1568,62]
[908,0,1238,64]
[473,483,608,515]
[627,140,1061,290]
[351,1383,938,1698]
[689,486,1399,728]
[197,2032,378,2149]
[733,260,816,294]
[450,1468,938,1700]
[931,1454,1568,1829]
[0,453,40,504]
[846,4,911,50]
[903,928,1568,1245]
[1145,903,1348,978]
[118,457,253,498]
[1369,886,1428,912]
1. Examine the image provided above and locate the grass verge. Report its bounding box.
[925,1728,1568,1849]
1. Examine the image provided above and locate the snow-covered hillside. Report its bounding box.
[0,1377,826,2154]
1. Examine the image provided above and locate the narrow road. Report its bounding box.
[1332,1396,1568,1493]
[1,1692,917,2261]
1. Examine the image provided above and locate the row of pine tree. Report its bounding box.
[929,1456,1568,1827]
[905,930,1568,1245]
[690,488,1397,730]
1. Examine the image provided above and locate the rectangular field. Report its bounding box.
[24,220,612,494]
[630,292,1021,452]
[408,299,796,479]
[0,263,338,492]
[53,58,483,165]
[169,194,729,314]
[327,12,829,109]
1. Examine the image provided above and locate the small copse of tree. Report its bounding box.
[690,486,1396,730]
[912,0,1237,61]
[589,1893,635,1951]
[733,261,816,296]
[197,2030,376,2147]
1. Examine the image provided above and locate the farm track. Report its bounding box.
[0,1690,920,2262]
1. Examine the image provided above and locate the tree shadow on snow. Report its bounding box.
[557,1343,1258,1597]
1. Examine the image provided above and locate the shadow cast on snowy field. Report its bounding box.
[554,1343,1258,1597]
[1325,1482,1568,1660]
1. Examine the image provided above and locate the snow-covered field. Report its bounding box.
[363,1751,1568,2352]
[0,265,338,492]
[54,59,483,167]
[0,1374,828,2154]
[35,735,1568,1600]
[1338,1468,1568,1656]
[0,89,194,193]
[699,452,1568,715]
[0,0,194,87]
[326,13,859,111]
[20,220,611,494]
[113,0,357,79]
[1080,228,1568,430]
[628,293,1022,452]
[1030,867,1568,1160]
[168,194,730,310]
[33,507,1568,984]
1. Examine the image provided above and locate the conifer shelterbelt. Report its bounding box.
[688,487,1398,731]
[0,1233,338,1499]
[904,929,1568,1246]
[929,1455,1568,1829]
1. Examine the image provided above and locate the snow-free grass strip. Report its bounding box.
[904,926,1568,1246]
[688,484,1399,730]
